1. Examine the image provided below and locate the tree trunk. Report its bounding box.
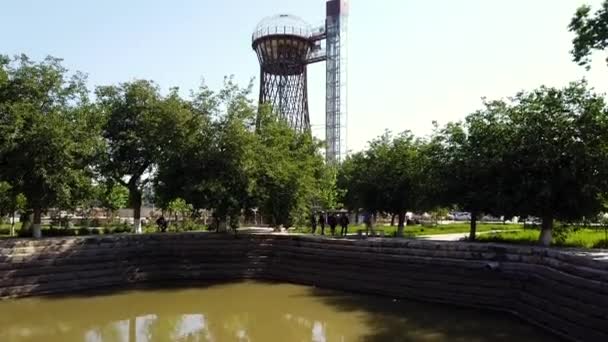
[10,211,15,237]
[539,213,553,246]
[469,211,478,241]
[129,186,142,234]
[391,214,396,226]
[355,209,359,224]
[32,207,42,238]
[396,211,406,237]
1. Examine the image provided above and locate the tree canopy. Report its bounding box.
[0,55,101,237]
[3,51,608,248]
[570,1,608,69]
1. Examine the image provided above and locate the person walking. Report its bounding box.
[318,213,326,235]
[363,211,375,237]
[328,213,338,236]
[340,213,350,236]
[310,212,317,234]
[156,215,168,233]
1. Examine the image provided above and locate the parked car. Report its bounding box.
[451,212,471,221]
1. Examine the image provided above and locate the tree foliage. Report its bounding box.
[503,82,608,245]
[569,1,608,69]
[0,55,101,237]
[429,101,513,240]
[338,131,430,236]
[253,109,324,227]
[339,82,608,245]
[96,80,198,233]
[154,79,325,230]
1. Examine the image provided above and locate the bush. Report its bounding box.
[17,226,32,237]
[103,227,114,235]
[112,222,131,234]
[44,227,75,237]
[80,218,90,228]
[170,220,206,232]
[77,227,90,236]
[592,239,608,249]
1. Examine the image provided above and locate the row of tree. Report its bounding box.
[0,54,334,237]
[338,81,608,245]
[337,2,608,246]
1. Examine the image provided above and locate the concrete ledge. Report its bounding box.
[0,233,606,341]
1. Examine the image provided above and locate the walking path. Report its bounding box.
[237,226,608,262]
[417,230,520,241]
[239,226,518,241]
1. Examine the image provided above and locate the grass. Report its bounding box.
[477,228,608,249]
[293,222,521,236]
[0,220,211,238]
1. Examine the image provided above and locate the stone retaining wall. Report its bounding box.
[0,233,606,341]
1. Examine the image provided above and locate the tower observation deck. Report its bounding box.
[252,0,349,164]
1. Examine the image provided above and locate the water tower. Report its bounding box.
[252,0,349,163]
[252,14,313,132]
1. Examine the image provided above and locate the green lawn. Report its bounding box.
[477,228,608,249]
[293,222,521,236]
[0,222,22,236]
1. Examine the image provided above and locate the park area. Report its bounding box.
[3,215,608,250]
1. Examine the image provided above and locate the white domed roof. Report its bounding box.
[253,14,312,40]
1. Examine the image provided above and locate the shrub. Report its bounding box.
[592,239,608,249]
[77,227,90,236]
[80,218,90,228]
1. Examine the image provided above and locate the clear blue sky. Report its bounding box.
[2,0,607,152]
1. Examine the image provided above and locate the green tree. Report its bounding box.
[431,101,513,241]
[254,109,323,228]
[0,182,27,236]
[569,1,608,69]
[504,82,608,246]
[155,78,255,231]
[0,181,12,218]
[338,132,429,236]
[338,152,380,217]
[166,197,193,223]
[98,183,129,222]
[96,81,195,233]
[0,55,101,238]
[314,164,342,211]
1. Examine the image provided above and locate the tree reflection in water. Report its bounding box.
[84,314,211,342]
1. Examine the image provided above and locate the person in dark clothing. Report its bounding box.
[156,215,168,233]
[340,213,350,236]
[318,213,326,235]
[310,213,317,234]
[328,213,338,236]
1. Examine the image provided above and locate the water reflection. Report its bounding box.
[0,282,558,342]
[312,321,326,342]
[82,314,213,342]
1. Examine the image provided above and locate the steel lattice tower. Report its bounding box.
[252,1,348,163]
[252,15,313,132]
[325,0,348,164]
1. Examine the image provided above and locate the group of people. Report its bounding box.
[311,212,350,236]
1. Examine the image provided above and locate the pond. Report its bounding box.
[0,282,558,342]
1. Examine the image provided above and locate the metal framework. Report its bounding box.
[252,15,313,133]
[252,1,348,163]
[325,0,348,164]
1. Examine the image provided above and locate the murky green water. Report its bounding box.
[0,282,557,342]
